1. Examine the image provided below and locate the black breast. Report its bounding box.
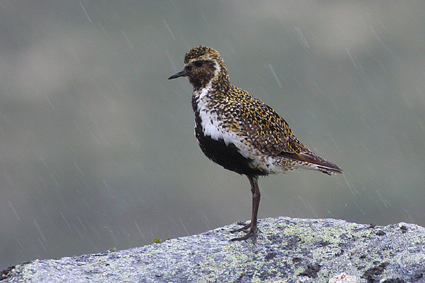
[193,110,268,177]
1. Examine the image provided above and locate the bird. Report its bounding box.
[168,45,343,241]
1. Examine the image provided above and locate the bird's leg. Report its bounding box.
[231,175,260,241]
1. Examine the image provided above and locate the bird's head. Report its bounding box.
[169,45,229,90]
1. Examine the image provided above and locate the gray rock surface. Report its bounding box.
[2,217,425,283]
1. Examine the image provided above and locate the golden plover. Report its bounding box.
[169,45,343,241]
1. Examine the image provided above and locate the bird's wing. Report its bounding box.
[237,94,342,174]
[239,101,307,156]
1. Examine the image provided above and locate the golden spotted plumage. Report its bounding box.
[169,45,342,241]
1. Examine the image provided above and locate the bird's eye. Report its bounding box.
[194,60,203,67]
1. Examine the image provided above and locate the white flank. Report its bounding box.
[196,87,253,160]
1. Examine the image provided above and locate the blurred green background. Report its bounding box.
[1,1,425,270]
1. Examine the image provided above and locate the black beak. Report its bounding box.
[168,69,187,80]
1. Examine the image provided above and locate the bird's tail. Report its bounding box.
[281,151,343,175]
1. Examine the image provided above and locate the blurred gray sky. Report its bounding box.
[1,1,425,270]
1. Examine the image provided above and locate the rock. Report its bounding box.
[2,217,425,282]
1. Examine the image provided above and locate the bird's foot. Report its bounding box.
[230,221,258,241]
[230,226,258,242]
[231,221,251,233]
